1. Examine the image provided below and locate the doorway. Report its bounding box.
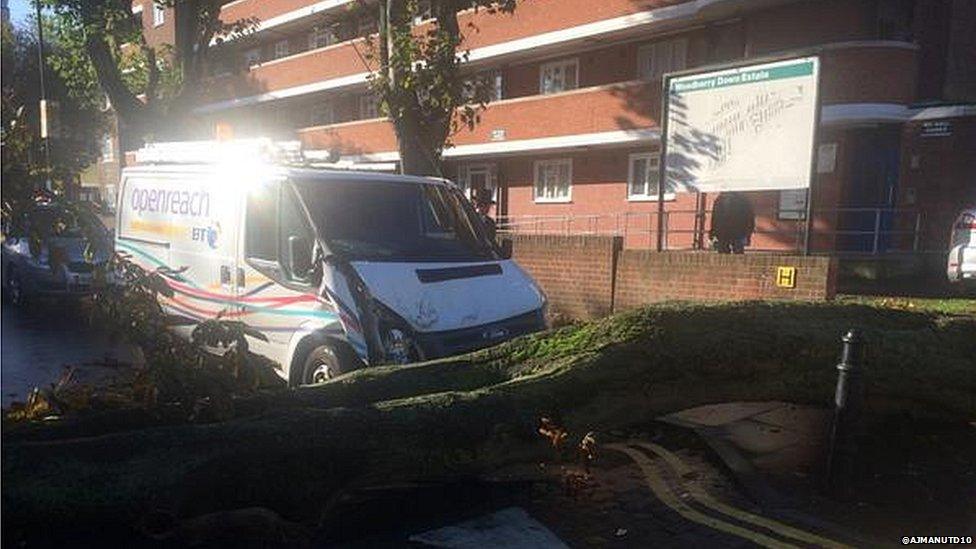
[458,163,499,216]
[837,128,901,253]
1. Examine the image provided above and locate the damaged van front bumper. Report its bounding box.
[412,308,546,359]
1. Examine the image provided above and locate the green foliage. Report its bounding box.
[344,0,517,175]
[42,0,255,140]
[84,251,284,421]
[1,18,105,226]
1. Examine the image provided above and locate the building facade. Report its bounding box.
[128,0,975,255]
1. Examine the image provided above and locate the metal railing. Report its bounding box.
[497,207,934,255]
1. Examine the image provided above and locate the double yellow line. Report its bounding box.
[606,442,852,549]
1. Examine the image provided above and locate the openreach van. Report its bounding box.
[117,140,546,385]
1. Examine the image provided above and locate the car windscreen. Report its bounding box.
[294,178,497,262]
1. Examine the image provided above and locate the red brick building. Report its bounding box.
[119,0,975,257]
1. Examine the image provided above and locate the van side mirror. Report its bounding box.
[499,238,513,260]
[287,235,313,279]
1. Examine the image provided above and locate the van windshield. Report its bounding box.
[294,178,498,262]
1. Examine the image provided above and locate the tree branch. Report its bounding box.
[83,31,146,130]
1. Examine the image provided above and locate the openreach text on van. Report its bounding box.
[130,187,211,217]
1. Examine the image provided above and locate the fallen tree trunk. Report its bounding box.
[4,302,975,544]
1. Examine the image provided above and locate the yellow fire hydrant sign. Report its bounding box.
[776,266,797,288]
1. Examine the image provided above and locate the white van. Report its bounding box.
[116,141,546,385]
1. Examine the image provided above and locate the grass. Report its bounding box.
[837,294,976,315]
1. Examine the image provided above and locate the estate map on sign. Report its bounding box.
[664,56,820,193]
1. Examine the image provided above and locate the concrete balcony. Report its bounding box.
[203,38,374,107]
[203,0,763,109]
[218,0,349,30]
[297,80,659,157]
[220,0,662,44]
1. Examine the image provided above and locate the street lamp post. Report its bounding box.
[34,0,52,191]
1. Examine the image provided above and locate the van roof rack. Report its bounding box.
[134,139,306,166]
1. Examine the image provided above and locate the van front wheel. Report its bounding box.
[301,345,343,385]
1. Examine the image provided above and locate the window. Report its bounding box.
[279,186,314,282]
[539,59,578,95]
[308,26,334,50]
[491,71,504,101]
[358,16,378,37]
[877,0,914,41]
[131,5,144,31]
[457,163,497,202]
[778,189,808,220]
[101,135,114,162]
[628,152,669,200]
[463,70,503,102]
[274,40,290,59]
[152,2,165,27]
[637,38,687,80]
[243,48,261,69]
[295,179,498,262]
[245,183,279,262]
[533,159,572,203]
[310,101,335,126]
[359,94,381,119]
[211,57,232,77]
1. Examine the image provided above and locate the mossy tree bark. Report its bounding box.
[4,303,974,543]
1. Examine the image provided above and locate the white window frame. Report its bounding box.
[308,27,334,50]
[637,37,688,80]
[627,152,673,201]
[457,163,498,202]
[243,48,261,69]
[539,58,579,95]
[359,94,381,119]
[274,40,290,59]
[151,2,165,27]
[533,159,573,203]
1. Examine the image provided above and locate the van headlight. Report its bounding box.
[383,328,415,365]
[372,302,421,364]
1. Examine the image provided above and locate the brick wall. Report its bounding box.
[509,234,622,320]
[614,252,837,310]
[509,235,837,321]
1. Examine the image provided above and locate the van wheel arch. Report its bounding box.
[288,334,362,387]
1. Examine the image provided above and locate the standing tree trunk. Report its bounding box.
[376,0,464,177]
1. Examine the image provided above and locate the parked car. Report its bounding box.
[117,140,547,386]
[1,202,112,306]
[947,207,976,285]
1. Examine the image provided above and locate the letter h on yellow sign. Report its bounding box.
[776,266,797,288]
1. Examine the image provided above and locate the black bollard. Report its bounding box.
[824,329,865,496]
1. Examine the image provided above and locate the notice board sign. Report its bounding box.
[663,56,820,193]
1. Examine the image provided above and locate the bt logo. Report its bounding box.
[191,222,221,249]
